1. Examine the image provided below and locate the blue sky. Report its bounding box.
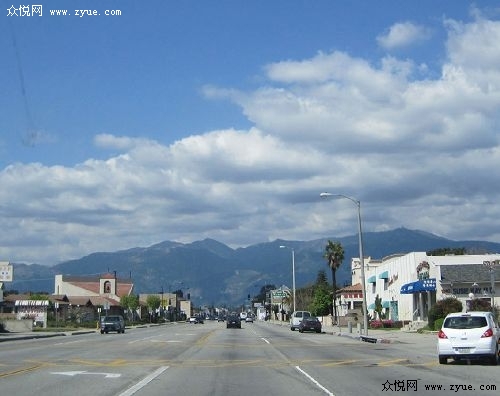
[2,1,500,266]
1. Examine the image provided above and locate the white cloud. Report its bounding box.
[377,22,432,50]
[2,15,500,266]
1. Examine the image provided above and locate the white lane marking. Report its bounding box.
[295,366,335,396]
[118,366,170,396]
[128,335,158,344]
[54,340,86,346]
[51,371,120,378]
[261,338,270,344]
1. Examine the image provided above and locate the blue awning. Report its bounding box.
[382,301,390,308]
[368,303,375,309]
[400,278,436,294]
[378,271,389,279]
[368,275,376,283]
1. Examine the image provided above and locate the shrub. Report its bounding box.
[433,317,444,331]
[467,298,491,312]
[428,297,462,329]
[370,320,383,328]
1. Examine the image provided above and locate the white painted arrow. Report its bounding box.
[51,371,121,378]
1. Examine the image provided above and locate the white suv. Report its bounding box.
[437,311,499,365]
[290,311,311,331]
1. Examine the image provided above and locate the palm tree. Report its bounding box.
[323,240,344,324]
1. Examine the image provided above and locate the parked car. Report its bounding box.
[239,312,248,321]
[290,310,311,331]
[100,315,125,334]
[245,315,254,323]
[298,316,322,333]
[437,311,500,365]
[227,314,241,329]
[188,315,204,324]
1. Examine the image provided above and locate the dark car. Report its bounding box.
[226,314,241,329]
[298,316,322,333]
[100,315,125,334]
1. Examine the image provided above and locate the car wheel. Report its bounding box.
[100,330,104,334]
[490,347,498,365]
[291,327,295,331]
[316,330,321,333]
[438,356,447,364]
[299,329,303,333]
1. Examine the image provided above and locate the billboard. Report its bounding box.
[0,262,13,282]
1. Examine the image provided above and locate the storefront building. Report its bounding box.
[339,252,499,324]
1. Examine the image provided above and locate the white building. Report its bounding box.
[338,252,499,324]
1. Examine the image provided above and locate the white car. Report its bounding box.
[437,311,500,365]
[290,310,311,331]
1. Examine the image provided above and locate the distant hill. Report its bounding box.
[5,227,500,307]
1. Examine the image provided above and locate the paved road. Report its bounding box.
[0,321,498,396]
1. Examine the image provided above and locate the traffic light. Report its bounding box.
[248,294,250,300]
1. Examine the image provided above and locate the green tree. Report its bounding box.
[324,240,344,324]
[427,247,466,256]
[120,294,139,321]
[374,294,383,320]
[310,270,331,316]
[29,293,49,300]
[146,295,161,322]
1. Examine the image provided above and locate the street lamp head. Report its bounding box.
[320,192,332,198]
[279,245,286,249]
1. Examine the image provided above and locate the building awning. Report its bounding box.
[368,303,375,309]
[382,301,390,308]
[400,278,436,294]
[367,275,376,283]
[378,271,389,279]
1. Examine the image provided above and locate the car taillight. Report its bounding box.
[481,328,493,338]
[437,330,448,339]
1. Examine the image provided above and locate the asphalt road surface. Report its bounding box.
[0,321,498,396]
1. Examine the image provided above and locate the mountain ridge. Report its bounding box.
[5,227,500,306]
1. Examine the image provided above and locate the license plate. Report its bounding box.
[456,347,471,353]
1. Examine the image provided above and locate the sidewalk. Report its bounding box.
[268,318,436,344]
[0,329,97,342]
[0,322,171,342]
[326,327,437,344]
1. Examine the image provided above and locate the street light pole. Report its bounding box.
[320,192,369,336]
[280,245,296,313]
[482,259,498,309]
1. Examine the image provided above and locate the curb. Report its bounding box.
[327,330,400,344]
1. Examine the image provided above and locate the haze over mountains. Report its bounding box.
[6,228,500,306]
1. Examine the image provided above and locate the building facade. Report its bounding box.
[338,252,499,324]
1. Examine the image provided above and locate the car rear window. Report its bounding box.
[444,316,487,329]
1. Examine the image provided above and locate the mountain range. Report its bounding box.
[5,227,500,307]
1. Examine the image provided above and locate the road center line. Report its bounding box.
[295,366,334,396]
[117,366,170,396]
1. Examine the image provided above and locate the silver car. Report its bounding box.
[437,311,499,365]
